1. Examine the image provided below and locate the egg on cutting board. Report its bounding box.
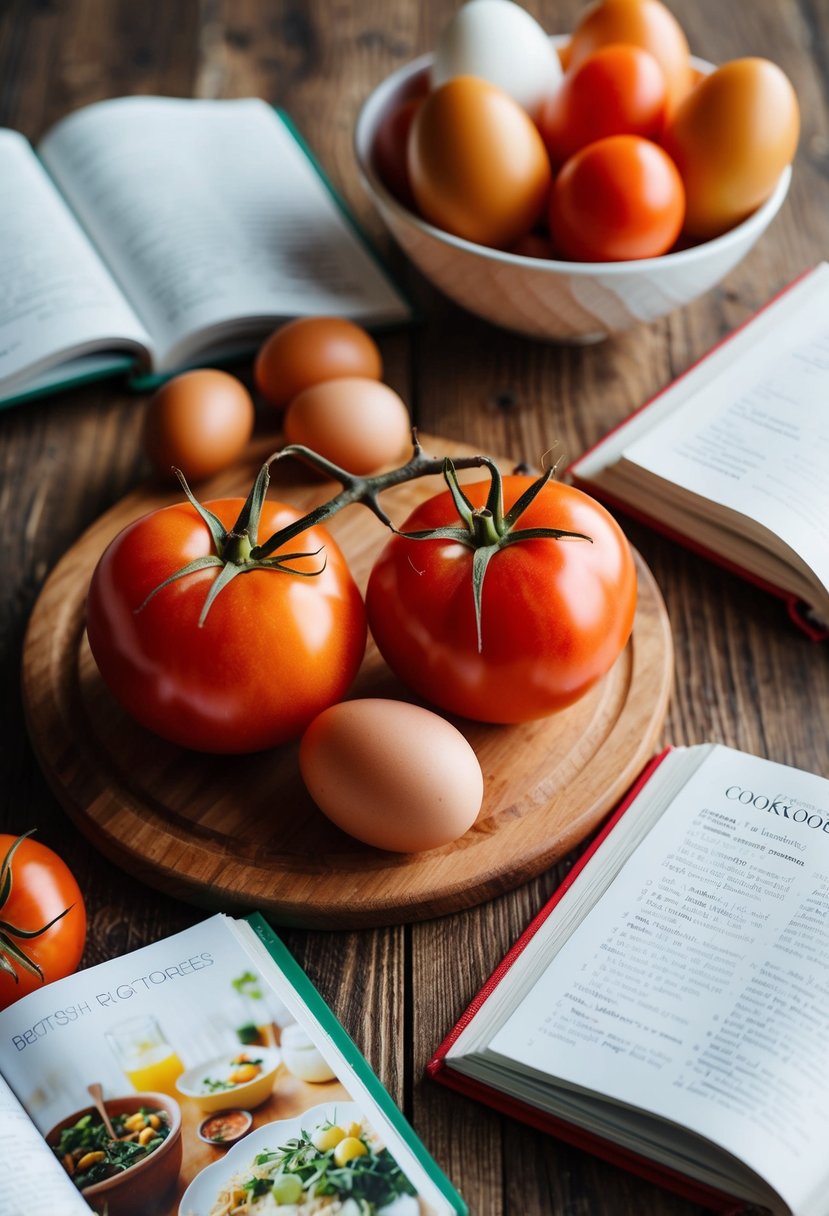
[299,699,484,853]
[432,0,563,121]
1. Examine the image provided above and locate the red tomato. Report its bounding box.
[366,477,637,723]
[540,45,668,166]
[568,0,693,113]
[86,498,367,753]
[550,134,685,261]
[0,833,86,1011]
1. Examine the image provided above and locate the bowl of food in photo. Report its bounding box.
[197,1108,253,1146]
[354,0,797,343]
[175,1046,281,1113]
[47,1091,182,1216]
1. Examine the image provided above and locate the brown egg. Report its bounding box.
[284,377,411,475]
[663,57,799,241]
[255,317,383,410]
[299,699,484,853]
[143,369,254,484]
[407,75,552,249]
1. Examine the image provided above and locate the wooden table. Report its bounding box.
[1,2,827,1214]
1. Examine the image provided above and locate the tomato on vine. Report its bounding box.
[86,465,367,754]
[86,437,636,749]
[0,832,86,1011]
[366,460,637,723]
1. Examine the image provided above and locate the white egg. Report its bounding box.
[432,0,563,121]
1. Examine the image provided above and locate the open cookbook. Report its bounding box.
[0,96,410,408]
[430,744,829,1216]
[0,914,464,1216]
[568,263,829,640]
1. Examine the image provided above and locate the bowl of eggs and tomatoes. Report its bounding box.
[354,0,798,342]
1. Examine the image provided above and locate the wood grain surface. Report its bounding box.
[21,437,671,927]
[2,2,828,1214]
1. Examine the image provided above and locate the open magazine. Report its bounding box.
[0,914,464,1216]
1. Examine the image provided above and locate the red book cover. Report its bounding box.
[566,264,828,643]
[427,750,744,1214]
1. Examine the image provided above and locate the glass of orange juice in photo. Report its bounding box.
[106,1015,185,1096]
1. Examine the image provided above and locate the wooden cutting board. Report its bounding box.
[22,435,673,928]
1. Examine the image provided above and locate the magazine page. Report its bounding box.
[0,915,440,1216]
[39,97,410,372]
[0,1073,90,1216]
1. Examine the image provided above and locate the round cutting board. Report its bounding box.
[22,435,672,928]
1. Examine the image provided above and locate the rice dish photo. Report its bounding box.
[209,1113,417,1216]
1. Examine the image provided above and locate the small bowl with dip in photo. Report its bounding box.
[197,1108,253,1147]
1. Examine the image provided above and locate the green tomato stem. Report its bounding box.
[222,531,254,565]
[396,457,593,653]
[250,434,499,560]
[0,831,73,987]
[471,508,502,548]
[141,433,591,642]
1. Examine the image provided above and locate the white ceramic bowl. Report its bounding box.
[354,47,791,343]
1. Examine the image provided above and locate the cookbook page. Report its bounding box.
[0,130,150,397]
[621,286,829,590]
[573,264,829,595]
[39,97,410,372]
[0,916,439,1216]
[488,745,829,1216]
